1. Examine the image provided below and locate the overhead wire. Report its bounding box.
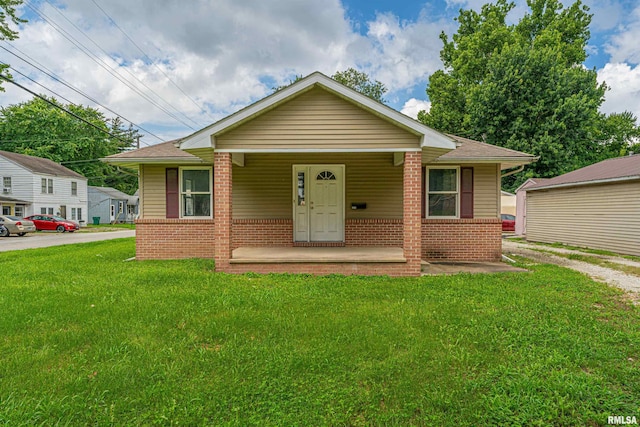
[0,73,137,144]
[1,43,161,144]
[89,0,215,123]
[22,0,198,131]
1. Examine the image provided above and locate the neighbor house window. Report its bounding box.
[48,207,54,214]
[118,201,124,213]
[180,168,212,217]
[41,207,47,214]
[2,176,11,193]
[15,206,24,217]
[77,208,82,221]
[71,207,77,220]
[41,178,53,194]
[71,181,77,196]
[426,167,459,218]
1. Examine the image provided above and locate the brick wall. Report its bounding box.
[403,152,422,276]
[226,262,415,277]
[345,219,403,246]
[232,219,293,248]
[136,219,215,260]
[214,153,232,270]
[422,218,502,261]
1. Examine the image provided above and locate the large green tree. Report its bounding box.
[419,0,639,190]
[0,0,25,91]
[0,97,140,194]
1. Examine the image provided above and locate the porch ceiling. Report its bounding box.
[230,246,406,264]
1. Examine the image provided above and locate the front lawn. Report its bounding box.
[1,239,638,426]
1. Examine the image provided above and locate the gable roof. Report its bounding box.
[179,72,457,151]
[0,150,85,179]
[103,140,206,167]
[431,135,537,169]
[527,154,640,191]
[89,186,136,203]
[515,177,550,193]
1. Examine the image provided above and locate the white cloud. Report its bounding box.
[401,98,431,119]
[1,0,454,144]
[605,5,640,64]
[598,62,640,119]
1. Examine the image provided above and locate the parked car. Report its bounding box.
[0,215,37,236]
[501,214,516,232]
[24,214,80,232]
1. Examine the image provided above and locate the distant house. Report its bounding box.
[523,155,640,256]
[88,186,138,224]
[0,150,88,223]
[500,191,516,216]
[514,178,549,235]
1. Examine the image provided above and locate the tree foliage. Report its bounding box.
[0,0,25,91]
[331,68,387,103]
[273,68,388,104]
[0,97,140,194]
[419,0,639,190]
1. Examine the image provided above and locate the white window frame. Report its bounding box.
[118,201,124,213]
[425,166,460,219]
[179,167,213,219]
[47,179,53,194]
[71,207,77,220]
[77,207,82,221]
[71,181,77,196]
[41,178,47,194]
[110,204,115,218]
[2,176,11,193]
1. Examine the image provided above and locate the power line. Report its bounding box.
[0,73,135,144]
[1,43,161,144]
[22,0,198,131]
[89,0,215,123]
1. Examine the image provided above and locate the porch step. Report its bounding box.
[230,246,406,264]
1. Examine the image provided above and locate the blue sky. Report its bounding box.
[2,0,639,147]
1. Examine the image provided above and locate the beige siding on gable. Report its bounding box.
[233,153,403,219]
[526,181,640,256]
[140,165,167,219]
[216,88,420,150]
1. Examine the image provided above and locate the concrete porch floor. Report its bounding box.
[230,246,406,264]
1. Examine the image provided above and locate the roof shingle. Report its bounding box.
[0,150,85,178]
[527,154,640,191]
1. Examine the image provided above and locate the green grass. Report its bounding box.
[83,223,136,231]
[513,238,640,262]
[1,239,639,426]
[535,250,640,278]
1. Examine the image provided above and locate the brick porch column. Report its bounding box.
[214,152,232,272]
[403,151,422,276]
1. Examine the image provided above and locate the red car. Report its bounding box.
[501,214,515,232]
[24,214,80,232]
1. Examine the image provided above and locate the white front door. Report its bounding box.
[293,165,344,242]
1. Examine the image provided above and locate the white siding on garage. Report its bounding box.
[526,180,640,256]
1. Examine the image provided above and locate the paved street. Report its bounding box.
[0,230,135,252]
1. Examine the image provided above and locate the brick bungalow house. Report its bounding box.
[105,72,536,276]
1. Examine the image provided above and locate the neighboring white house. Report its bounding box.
[0,150,88,223]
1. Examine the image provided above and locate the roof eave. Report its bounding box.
[527,175,640,191]
[102,157,207,166]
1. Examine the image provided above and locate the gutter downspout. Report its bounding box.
[501,164,525,178]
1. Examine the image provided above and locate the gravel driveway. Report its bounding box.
[0,230,135,252]
[503,239,640,299]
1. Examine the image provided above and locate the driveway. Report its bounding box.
[0,230,135,252]
[503,239,640,299]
